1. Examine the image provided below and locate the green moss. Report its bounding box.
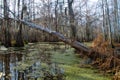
[51,47,111,80]
[21,42,111,80]
[83,42,92,47]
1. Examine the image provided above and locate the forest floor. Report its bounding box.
[0,42,112,80]
[50,42,111,80]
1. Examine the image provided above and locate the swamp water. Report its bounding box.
[0,42,111,80]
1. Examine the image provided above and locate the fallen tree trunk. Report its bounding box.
[11,19,110,58]
[9,19,113,57]
[15,19,90,53]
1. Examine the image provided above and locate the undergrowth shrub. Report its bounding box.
[91,34,119,73]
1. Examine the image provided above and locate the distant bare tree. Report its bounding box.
[68,0,76,41]
[55,0,58,32]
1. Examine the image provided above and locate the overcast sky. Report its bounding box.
[0,0,98,18]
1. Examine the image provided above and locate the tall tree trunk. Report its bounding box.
[55,0,58,32]
[3,0,11,47]
[102,0,106,41]
[105,0,114,48]
[85,1,90,41]
[113,0,119,42]
[68,0,76,41]
[15,0,24,47]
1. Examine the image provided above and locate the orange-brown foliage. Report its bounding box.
[92,34,111,54]
[113,66,120,80]
[90,34,120,78]
[92,34,104,48]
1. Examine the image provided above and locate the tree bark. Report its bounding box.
[105,0,114,48]
[68,0,76,40]
[3,0,11,47]
[55,0,58,32]
[15,0,25,47]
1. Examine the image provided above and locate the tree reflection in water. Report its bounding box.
[0,52,23,80]
[0,43,65,80]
